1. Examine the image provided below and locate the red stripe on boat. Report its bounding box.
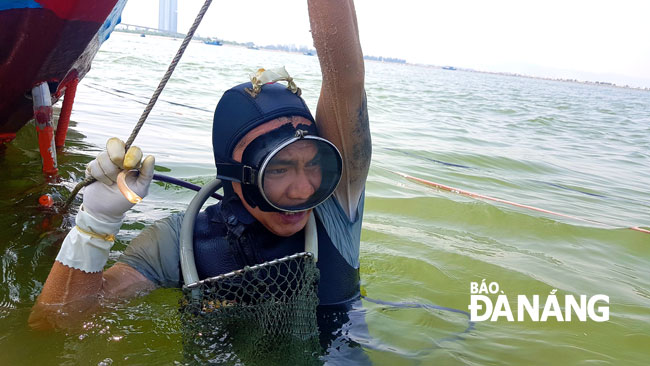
[36,0,118,23]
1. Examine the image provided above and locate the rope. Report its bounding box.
[84,83,213,113]
[64,0,214,209]
[245,67,301,97]
[390,169,650,234]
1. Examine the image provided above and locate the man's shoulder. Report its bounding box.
[118,213,185,288]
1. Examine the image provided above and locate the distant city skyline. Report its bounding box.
[121,0,650,88]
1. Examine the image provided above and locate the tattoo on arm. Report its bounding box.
[350,92,371,184]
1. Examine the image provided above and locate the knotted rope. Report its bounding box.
[245,67,301,97]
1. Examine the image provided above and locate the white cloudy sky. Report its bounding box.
[121,0,650,87]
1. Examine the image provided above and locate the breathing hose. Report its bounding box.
[153,173,223,200]
[179,178,319,287]
[180,178,223,286]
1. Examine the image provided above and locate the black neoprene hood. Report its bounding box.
[212,82,316,166]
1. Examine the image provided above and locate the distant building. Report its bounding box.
[158,0,177,33]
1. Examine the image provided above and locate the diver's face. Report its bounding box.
[232,116,315,237]
[263,140,323,208]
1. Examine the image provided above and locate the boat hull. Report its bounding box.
[0,1,124,138]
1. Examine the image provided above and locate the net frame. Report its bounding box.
[180,252,322,365]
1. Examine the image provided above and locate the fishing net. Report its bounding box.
[180,252,322,365]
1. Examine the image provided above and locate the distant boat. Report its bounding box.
[140,33,146,38]
[204,39,222,46]
[0,0,127,174]
[303,51,315,56]
[442,66,457,70]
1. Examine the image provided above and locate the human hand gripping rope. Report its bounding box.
[56,138,155,273]
[55,0,215,272]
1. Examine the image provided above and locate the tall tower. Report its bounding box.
[158,0,178,33]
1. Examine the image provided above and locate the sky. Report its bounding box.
[121,0,650,88]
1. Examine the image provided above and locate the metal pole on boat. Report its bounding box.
[32,82,58,175]
[55,78,78,148]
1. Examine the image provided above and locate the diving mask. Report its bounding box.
[216,123,342,213]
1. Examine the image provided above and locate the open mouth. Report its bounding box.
[278,210,308,223]
[280,211,302,216]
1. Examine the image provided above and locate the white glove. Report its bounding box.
[55,138,154,273]
[83,137,155,223]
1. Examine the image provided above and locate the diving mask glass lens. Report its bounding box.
[259,136,342,212]
[217,133,343,213]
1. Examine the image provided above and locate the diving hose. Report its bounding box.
[179,178,318,287]
[180,179,223,286]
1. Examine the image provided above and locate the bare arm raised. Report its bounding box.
[308,0,370,220]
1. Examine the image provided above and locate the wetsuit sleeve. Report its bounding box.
[117,213,184,288]
[314,190,365,269]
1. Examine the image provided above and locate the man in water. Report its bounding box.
[30,0,370,352]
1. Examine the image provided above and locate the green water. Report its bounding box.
[1,32,649,365]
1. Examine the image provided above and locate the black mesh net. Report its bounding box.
[180,252,322,365]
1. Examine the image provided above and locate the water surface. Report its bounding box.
[1,32,648,365]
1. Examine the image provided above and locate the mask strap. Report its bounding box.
[221,181,236,199]
[216,163,257,184]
